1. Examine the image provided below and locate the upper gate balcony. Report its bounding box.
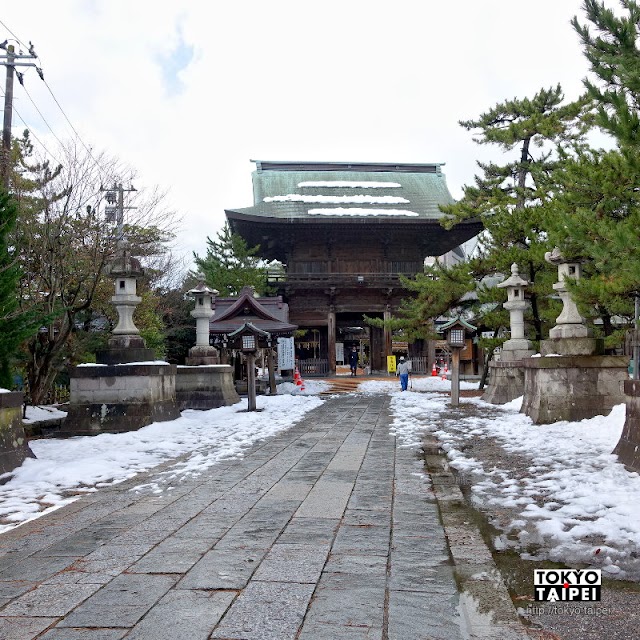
[267,260,423,289]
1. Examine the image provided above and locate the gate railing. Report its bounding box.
[298,359,329,377]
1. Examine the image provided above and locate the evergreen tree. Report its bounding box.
[193,223,270,296]
[0,189,36,387]
[573,0,640,148]
[542,1,640,340]
[436,86,588,342]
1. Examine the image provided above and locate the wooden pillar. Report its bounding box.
[267,348,276,395]
[328,309,336,374]
[370,326,382,372]
[384,307,392,360]
[451,348,460,407]
[247,353,257,411]
[428,339,436,374]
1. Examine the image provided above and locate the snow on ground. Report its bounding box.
[0,393,323,534]
[359,375,478,396]
[385,385,640,580]
[276,379,331,395]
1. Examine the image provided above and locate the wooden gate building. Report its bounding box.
[226,160,481,374]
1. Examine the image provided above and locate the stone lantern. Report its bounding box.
[545,247,591,341]
[185,276,220,365]
[98,239,155,364]
[496,263,534,360]
[519,247,628,424]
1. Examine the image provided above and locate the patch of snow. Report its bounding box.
[307,208,419,217]
[23,405,68,424]
[0,394,323,533]
[298,181,401,188]
[265,194,409,204]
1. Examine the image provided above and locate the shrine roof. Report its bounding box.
[209,287,297,335]
[225,161,456,222]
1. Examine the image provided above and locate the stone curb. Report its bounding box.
[423,435,531,640]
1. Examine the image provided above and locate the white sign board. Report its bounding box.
[335,342,344,363]
[277,336,295,370]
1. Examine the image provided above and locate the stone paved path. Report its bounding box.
[0,394,468,639]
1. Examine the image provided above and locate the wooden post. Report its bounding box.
[247,353,257,411]
[384,308,392,361]
[328,309,336,374]
[451,348,461,407]
[267,348,277,395]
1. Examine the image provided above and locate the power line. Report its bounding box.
[18,83,66,152]
[0,19,110,181]
[12,104,64,167]
[40,78,109,181]
[0,19,28,50]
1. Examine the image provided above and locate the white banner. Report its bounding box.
[277,336,295,370]
[335,342,344,363]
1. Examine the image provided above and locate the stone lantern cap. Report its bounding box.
[109,240,144,278]
[497,263,529,290]
[187,275,219,298]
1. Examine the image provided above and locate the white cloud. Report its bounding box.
[3,0,594,267]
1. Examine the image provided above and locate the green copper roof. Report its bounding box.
[226,161,456,221]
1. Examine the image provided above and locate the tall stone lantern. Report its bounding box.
[185,276,220,365]
[497,263,535,361]
[545,247,591,341]
[97,239,155,364]
[520,246,628,424]
[482,263,534,405]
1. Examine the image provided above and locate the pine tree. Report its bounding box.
[437,86,588,342]
[542,1,640,339]
[193,223,270,296]
[0,188,36,387]
[573,0,640,148]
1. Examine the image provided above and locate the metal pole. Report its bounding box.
[451,348,461,407]
[116,183,124,243]
[2,45,15,190]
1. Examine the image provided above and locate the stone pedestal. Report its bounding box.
[0,392,34,475]
[64,363,180,435]
[95,335,156,365]
[482,360,527,405]
[185,345,219,366]
[613,379,640,471]
[521,354,628,424]
[175,365,240,410]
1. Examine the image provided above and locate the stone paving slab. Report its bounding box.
[0,393,529,639]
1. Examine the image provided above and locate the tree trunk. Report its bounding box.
[479,344,494,390]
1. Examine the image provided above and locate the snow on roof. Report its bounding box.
[308,208,419,217]
[298,181,401,188]
[264,194,409,204]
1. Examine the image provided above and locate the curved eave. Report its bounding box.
[226,209,482,261]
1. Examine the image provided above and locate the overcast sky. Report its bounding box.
[2,1,598,269]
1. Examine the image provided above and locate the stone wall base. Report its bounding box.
[175,365,240,410]
[481,360,525,405]
[613,379,640,471]
[522,355,628,424]
[0,392,34,476]
[63,363,179,435]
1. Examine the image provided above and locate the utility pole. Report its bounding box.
[0,40,41,190]
[102,182,137,245]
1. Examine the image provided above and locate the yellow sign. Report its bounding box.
[387,356,397,373]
